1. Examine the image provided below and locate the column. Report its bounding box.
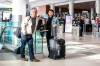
[12,0,28,23]
[50,4,55,10]
[59,7,62,15]
[96,0,100,17]
[68,0,74,33]
[91,8,94,19]
[69,0,74,17]
[12,0,29,46]
[26,0,30,16]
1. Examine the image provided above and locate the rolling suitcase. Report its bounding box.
[49,23,65,59]
[49,38,65,59]
[57,39,65,58]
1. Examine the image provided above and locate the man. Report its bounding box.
[96,15,100,32]
[46,9,59,58]
[79,16,84,37]
[20,8,40,62]
[84,17,90,25]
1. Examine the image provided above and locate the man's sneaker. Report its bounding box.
[21,57,28,61]
[30,58,40,62]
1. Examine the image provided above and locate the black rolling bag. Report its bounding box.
[49,38,65,59]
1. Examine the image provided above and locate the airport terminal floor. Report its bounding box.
[0,33,100,66]
[1,0,100,66]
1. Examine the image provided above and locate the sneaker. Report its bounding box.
[48,55,50,58]
[21,57,28,61]
[31,58,40,62]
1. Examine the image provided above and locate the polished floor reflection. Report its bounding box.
[0,33,100,66]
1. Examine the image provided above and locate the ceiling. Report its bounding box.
[56,1,95,11]
[74,1,95,10]
[0,0,38,8]
[0,0,37,3]
[0,0,12,8]
[0,0,96,9]
[0,0,12,4]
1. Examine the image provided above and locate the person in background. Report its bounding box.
[79,16,84,37]
[84,17,90,25]
[95,15,100,32]
[46,9,59,58]
[91,18,96,35]
[95,15,100,25]
[84,17,91,33]
[20,8,40,62]
[91,18,96,25]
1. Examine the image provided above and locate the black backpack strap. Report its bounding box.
[27,16,31,22]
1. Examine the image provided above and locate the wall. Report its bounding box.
[37,5,50,16]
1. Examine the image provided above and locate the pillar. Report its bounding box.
[50,4,55,10]
[12,0,28,23]
[96,0,100,17]
[12,0,29,46]
[69,0,74,18]
[91,8,94,19]
[59,7,62,16]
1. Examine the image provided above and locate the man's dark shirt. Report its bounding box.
[46,17,53,37]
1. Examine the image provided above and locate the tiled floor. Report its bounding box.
[0,33,100,66]
[0,52,100,66]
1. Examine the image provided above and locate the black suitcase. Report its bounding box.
[49,39,65,59]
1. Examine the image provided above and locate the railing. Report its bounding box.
[0,22,19,46]
[0,22,44,54]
